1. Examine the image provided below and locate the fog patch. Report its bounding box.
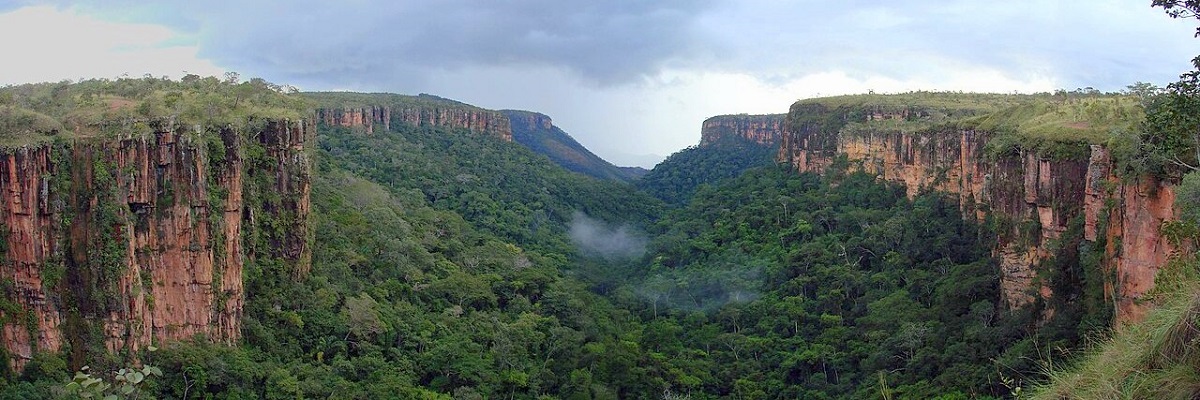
[569,211,646,261]
[635,251,765,314]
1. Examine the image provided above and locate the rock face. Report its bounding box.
[779,103,1174,325]
[700,114,785,147]
[316,105,513,141]
[0,119,312,369]
[315,107,390,134]
[506,111,553,131]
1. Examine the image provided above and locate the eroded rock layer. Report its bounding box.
[779,105,1173,324]
[317,106,512,141]
[700,114,785,147]
[0,119,312,369]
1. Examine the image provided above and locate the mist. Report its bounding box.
[634,252,765,314]
[568,211,647,261]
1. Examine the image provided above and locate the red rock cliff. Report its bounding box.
[315,107,390,134]
[0,118,312,369]
[317,106,513,141]
[700,114,784,146]
[779,104,1173,325]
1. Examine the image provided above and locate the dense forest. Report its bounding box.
[5,2,1200,398]
[0,104,1109,398]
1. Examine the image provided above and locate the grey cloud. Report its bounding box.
[35,0,1198,91]
[64,0,717,88]
[699,0,1197,90]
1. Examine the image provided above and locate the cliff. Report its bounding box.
[777,94,1163,324]
[0,118,312,370]
[0,78,316,371]
[307,93,512,141]
[502,110,645,181]
[699,114,785,147]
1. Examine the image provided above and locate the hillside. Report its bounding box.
[1,74,1198,398]
[636,135,776,204]
[502,110,646,181]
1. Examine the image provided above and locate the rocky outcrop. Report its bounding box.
[779,102,1173,324]
[700,114,784,147]
[315,107,389,134]
[504,111,554,132]
[0,118,312,369]
[316,105,513,141]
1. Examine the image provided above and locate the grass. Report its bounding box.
[1031,255,1200,399]
[0,106,69,148]
[301,91,486,111]
[0,76,311,146]
[789,92,1145,160]
[962,97,1143,145]
[796,91,1029,113]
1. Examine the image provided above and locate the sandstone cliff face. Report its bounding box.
[779,105,1172,324]
[0,119,312,369]
[317,106,513,141]
[700,114,785,147]
[315,107,390,134]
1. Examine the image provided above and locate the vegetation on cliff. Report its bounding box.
[302,91,482,110]
[0,74,307,140]
[6,2,1200,392]
[787,90,1146,163]
[1029,2,1200,397]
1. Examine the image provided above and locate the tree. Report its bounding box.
[1155,0,1200,36]
[342,293,385,340]
[1131,2,1200,175]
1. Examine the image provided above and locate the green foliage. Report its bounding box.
[1178,172,1200,226]
[613,166,1070,398]
[0,75,308,144]
[787,91,1142,164]
[0,81,1148,398]
[301,91,477,110]
[117,121,669,399]
[64,363,163,400]
[318,122,662,256]
[0,106,66,147]
[1131,87,1200,177]
[1031,284,1200,399]
[965,96,1141,146]
[635,136,776,204]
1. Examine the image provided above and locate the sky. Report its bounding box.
[1,1,1198,167]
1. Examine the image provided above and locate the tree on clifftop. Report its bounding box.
[1125,2,1200,175]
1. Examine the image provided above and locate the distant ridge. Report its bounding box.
[502,109,647,181]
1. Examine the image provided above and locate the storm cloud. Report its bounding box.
[50,0,716,87]
[5,1,1199,166]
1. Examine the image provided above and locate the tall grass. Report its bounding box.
[1032,255,1200,399]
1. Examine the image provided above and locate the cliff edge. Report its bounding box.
[0,78,313,370]
[777,92,1161,324]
